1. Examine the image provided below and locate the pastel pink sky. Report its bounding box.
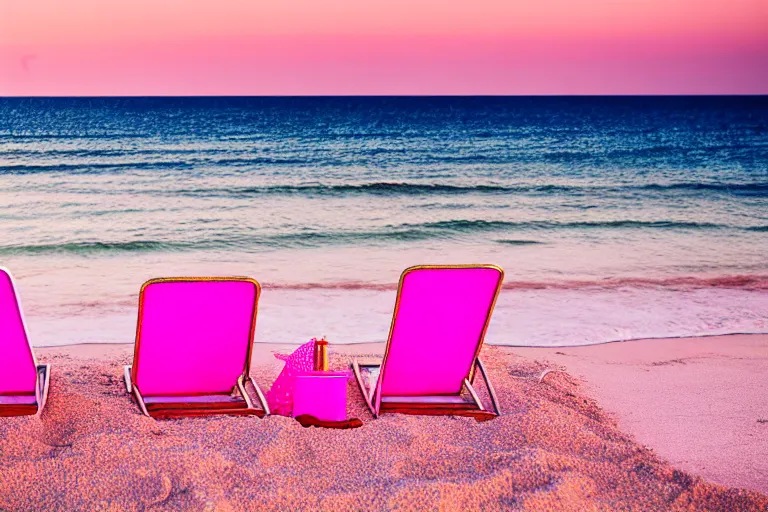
[1,0,766,95]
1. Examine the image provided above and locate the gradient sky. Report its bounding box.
[1,0,766,95]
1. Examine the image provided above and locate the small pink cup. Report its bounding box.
[292,371,349,422]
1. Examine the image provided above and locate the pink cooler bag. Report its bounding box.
[267,339,349,422]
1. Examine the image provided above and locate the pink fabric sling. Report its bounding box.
[132,279,258,397]
[0,268,37,398]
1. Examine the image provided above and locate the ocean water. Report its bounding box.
[1,96,767,347]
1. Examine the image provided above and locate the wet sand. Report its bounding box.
[0,337,766,511]
[513,334,768,495]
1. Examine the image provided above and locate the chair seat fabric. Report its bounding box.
[0,269,38,396]
[132,278,259,397]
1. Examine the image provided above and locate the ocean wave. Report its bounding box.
[641,182,768,196]
[172,180,768,199]
[269,229,436,245]
[0,161,196,174]
[0,132,150,140]
[0,217,752,256]
[327,132,400,139]
[3,152,767,200]
[207,156,307,166]
[175,182,517,197]
[1,147,233,158]
[169,181,768,198]
[0,156,307,174]
[179,182,600,198]
[405,219,731,231]
[258,275,768,291]
[0,232,437,255]
[0,241,186,255]
[494,239,545,245]
[501,275,768,291]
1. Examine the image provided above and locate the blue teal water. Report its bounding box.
[1,97,767,346]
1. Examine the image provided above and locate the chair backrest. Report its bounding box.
[378,265,503,398]
[0,268,37,395]
[131,278,260,396]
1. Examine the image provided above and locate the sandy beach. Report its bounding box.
[0,335,766,511]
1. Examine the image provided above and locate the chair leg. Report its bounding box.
[475,358,501,415]
[463,378,485,411]
[237,375,255,409]
[124,365,133,394]
[124,365,149,417]
[351,360,377,417]
[248,376,271,416]
[132,385,151,417]
[35,364,51,415]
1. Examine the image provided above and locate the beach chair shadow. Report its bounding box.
[0,267,50,417]
[351,265,504,422]
[124,277,269,419]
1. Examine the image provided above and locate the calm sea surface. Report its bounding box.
[1,96,767,346]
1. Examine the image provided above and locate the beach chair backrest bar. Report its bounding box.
[378,265,504,398]
[0,268,37,395]
[132,277,260,396]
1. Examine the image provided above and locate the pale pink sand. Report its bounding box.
[513,334,768,495]
[0,339,766,511]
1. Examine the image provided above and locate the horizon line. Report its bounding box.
[2,94,767,99]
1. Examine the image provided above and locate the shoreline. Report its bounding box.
[14,277,768,347]
[30,330,768,349]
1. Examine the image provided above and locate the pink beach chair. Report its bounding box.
[124,277,270,419]
[0,267,51,417]
[352,265,504,421]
